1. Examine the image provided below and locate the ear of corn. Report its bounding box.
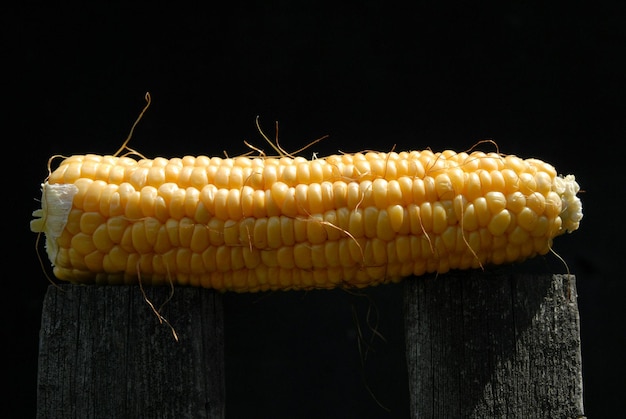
[31,150,583,292]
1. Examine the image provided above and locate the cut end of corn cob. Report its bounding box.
[31,183,79,268]
[30,150,583,292]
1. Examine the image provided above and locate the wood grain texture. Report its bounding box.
[37,285,225,419]
[404,273,585,418]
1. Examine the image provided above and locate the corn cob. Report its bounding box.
[31,149,583,292]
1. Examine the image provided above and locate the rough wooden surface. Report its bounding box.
[404,273,585,419]
[37,284,225,419]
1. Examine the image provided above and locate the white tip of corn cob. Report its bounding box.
[555,174,583,234]
[30,183,78,266]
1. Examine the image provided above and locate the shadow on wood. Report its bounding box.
[404,273,585,418]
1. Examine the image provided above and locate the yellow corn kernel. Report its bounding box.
[31,149,583,292]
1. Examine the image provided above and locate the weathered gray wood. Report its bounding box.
[37,284,225,419]
[404,273,585,419]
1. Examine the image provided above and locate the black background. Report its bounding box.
[5,1,625,417]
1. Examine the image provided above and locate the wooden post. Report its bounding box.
[37,284,225,419]
[404,273,585,418]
